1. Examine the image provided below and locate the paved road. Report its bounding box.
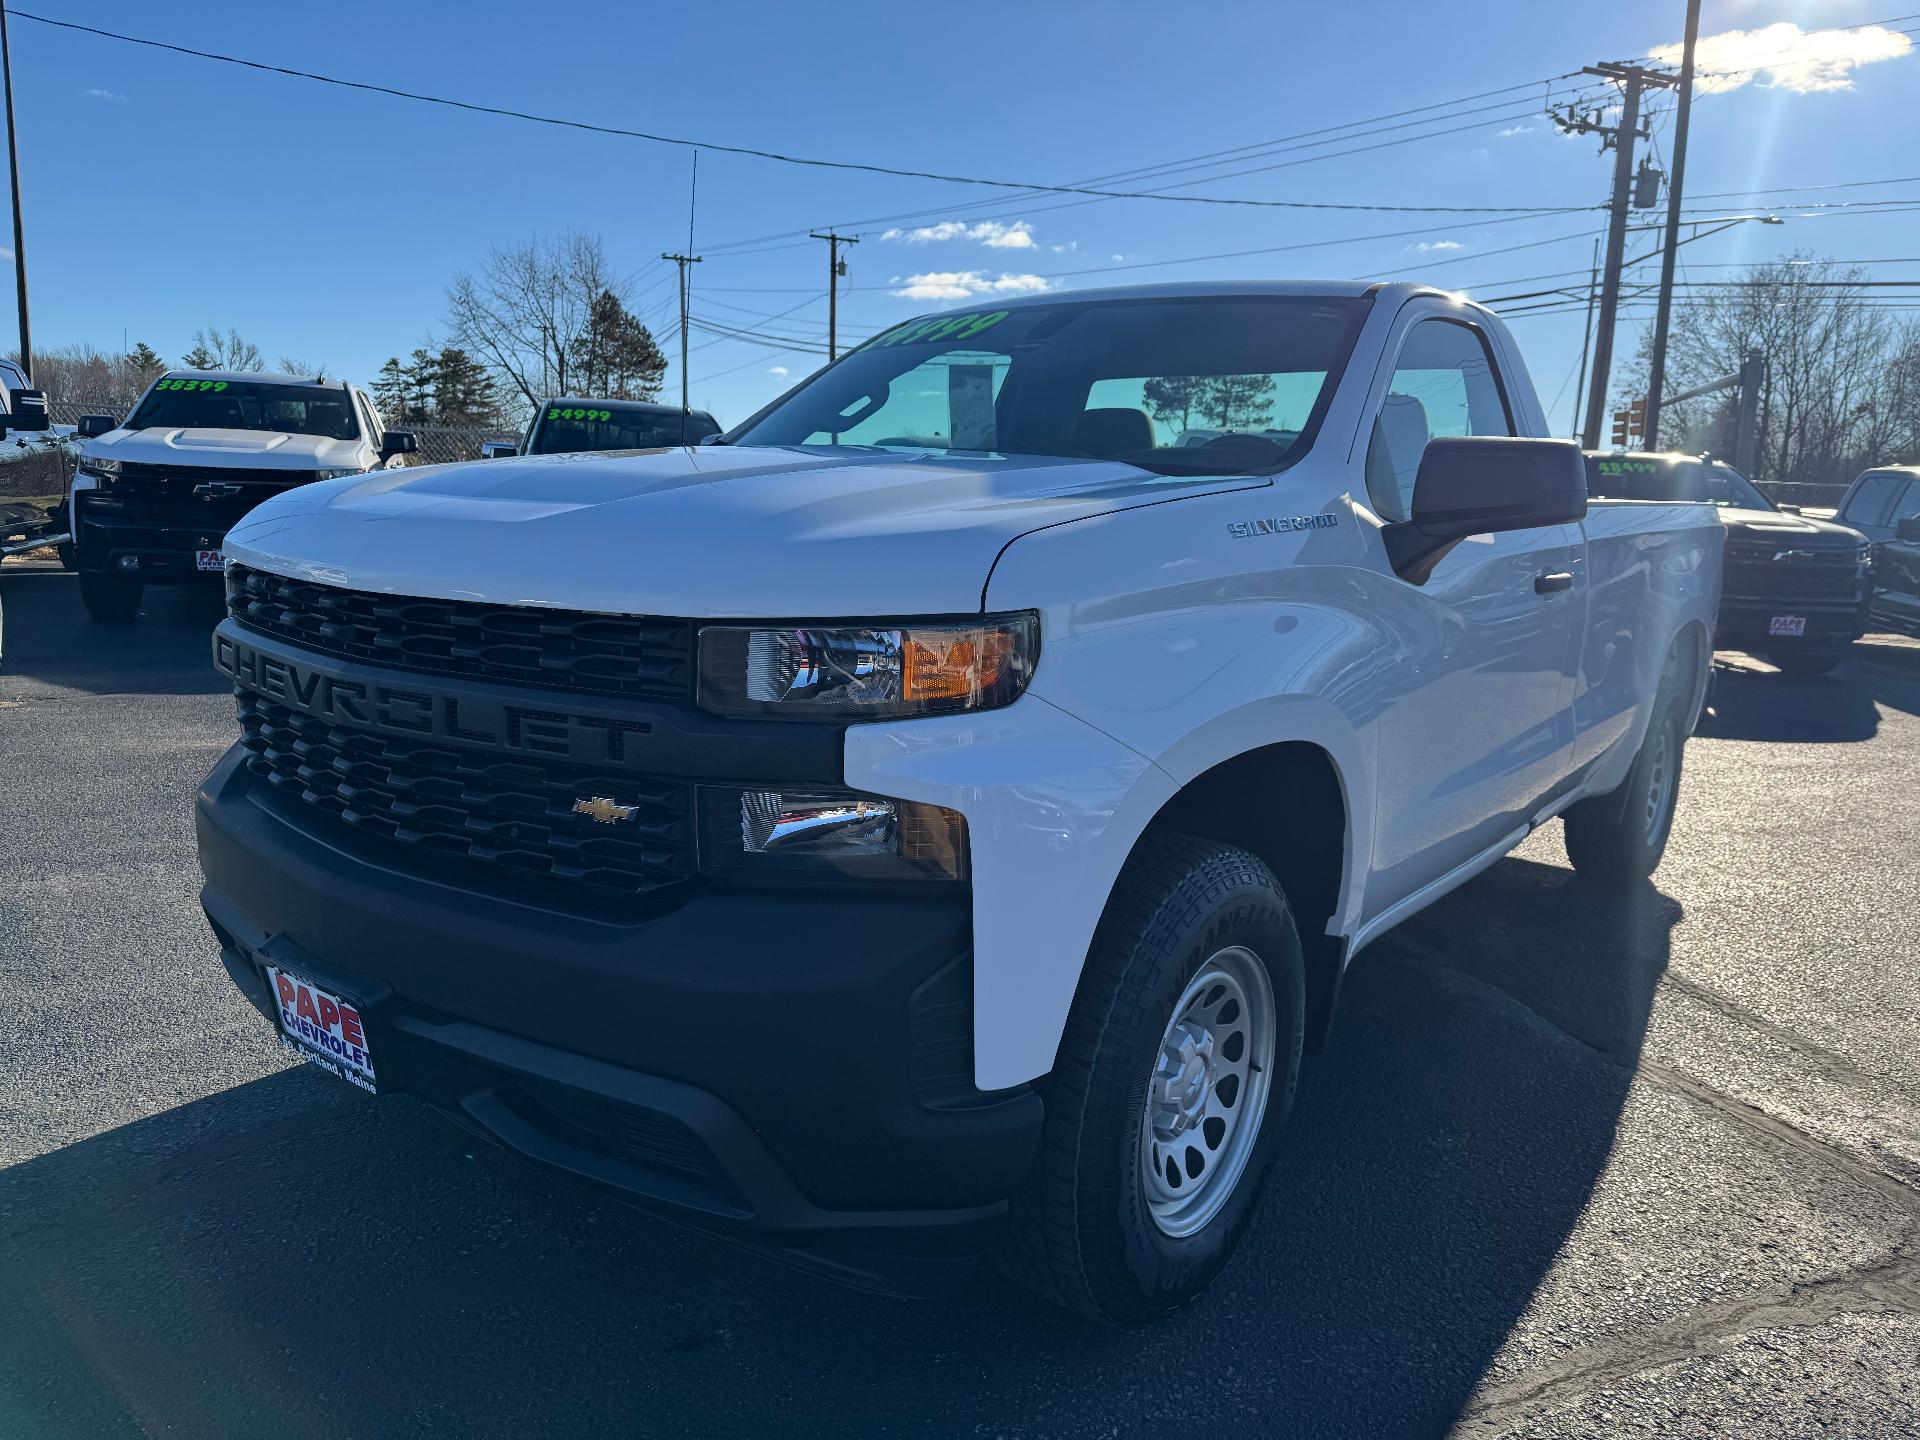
[3,561,1918,1438]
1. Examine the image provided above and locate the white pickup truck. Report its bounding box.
[195,282,1721,1322]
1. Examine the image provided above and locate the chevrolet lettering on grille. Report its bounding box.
[212,631,655,767]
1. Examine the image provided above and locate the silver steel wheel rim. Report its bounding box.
[1643,721,1675,844]
[1138,946,1277,1239]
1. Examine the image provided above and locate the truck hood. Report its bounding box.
[223,445,1261,617]
[1719,507,1865,547]
[84,426,368,471]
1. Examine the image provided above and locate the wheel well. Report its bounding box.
[1138,742,1349,1054]
[1674,619,1710,725]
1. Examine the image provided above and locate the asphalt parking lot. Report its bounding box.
[3,560,1918,1439]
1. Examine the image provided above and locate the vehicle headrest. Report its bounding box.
[1379,392,1431,462]
[1073,407,1156,459]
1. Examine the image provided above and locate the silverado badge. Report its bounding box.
[573,796,638,825]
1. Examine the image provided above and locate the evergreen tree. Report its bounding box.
[404,348,441,420]
[1198,374,1277,431]
[126,341,165,378]
[568,289,666,400]
[372,357,411,420]
[179,341,218,369]
[1142,376,1211,440]
[430,346,499,424]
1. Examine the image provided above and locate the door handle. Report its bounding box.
[1535,571,1574,595]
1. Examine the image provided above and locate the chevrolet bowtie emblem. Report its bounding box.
[573,796,638,825]
[193,481,244,501]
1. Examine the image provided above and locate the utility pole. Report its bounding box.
[0,0,31,382]
[661,251,702,412]
[1644,0,1702,450]
[1556,62,1678,450]
[810,231,859,361]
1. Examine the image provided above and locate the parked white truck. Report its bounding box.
[70,371,416,622]
[196,282,1720,1322]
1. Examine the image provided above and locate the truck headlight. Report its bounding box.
[77,456,120,481]
[699,787,967,881]
[313,467,366,481]
[696,614,1037,719]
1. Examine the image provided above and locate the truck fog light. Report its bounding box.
[117,555,140,571]
[699,787,967,881]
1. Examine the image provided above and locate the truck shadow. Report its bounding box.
[0,860,1671,1438]
[0,565,229,696]
[1697,643,1920,744]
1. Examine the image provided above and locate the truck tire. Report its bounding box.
[996,833,1305,1324]
[1770,649,1842,678]
[1563,698,1684,884]
[79,572,143,624]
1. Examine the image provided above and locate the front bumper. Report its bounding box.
[196,745,1043,1261]
[75,512,229,582]
[1716,593,1871,648]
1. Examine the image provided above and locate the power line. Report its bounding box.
[4,10,1596,217]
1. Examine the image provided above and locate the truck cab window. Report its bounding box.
[1844,473,1908,528]
[1365,318,1513,522]
[732,296,1369,476]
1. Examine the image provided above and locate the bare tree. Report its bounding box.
[1620,254,1918,484]
[446,232,627,419]
[7,343,156,412]
[184,327,265,372]
[277,356,329,380]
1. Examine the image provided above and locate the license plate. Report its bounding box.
[1769,614,1808,637]
[196,549,226,572]
[265,966,376,1093]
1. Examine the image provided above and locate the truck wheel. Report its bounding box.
[996,833,1304,1324]
[79,572,144,624]
[1770,649,1842,678]
[1563,700,1683,884]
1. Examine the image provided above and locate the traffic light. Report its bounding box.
[1629,397,1647,435]
[1612,408,1632,446]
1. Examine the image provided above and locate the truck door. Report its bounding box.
[1362,314,1582,910]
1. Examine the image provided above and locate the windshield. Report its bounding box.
[1702,463,1773,511]
[126,379,362,440]
[729,295,1370,475]
[529,404,721,454]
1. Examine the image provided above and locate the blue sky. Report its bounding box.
[7,0,1918,432]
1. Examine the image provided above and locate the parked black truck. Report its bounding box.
[1585,452,1871,677]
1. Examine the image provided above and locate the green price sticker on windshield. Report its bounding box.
[549,407,611,422]
[1598,460,1658,475]
[867,310,1010,350]
[154,378,230,392]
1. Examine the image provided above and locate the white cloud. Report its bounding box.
[879,219,1037,250]
[1651,21,1912,95]
[1498,124,1535,137]
[81,88,127,103]
[767,365,789,377]
[1408,240,1464,253]
[891,270,1050,301]
[1050,240,1078,254]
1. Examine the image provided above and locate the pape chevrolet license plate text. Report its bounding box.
[266,967,376,1093]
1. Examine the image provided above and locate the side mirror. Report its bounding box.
[1896,515,1920,543]
[697,433,728,447]
[77,413,116,439]
[4,388,50,434]
[1776,502,1801,515]
[379,430,418,461]
[1384,436,1588,585]
[479,440,517,459]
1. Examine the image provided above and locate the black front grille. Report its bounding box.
[1725,540,1865,605]
[227,563,694,702]
[90,463,319,531]
[237,691,696,903]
